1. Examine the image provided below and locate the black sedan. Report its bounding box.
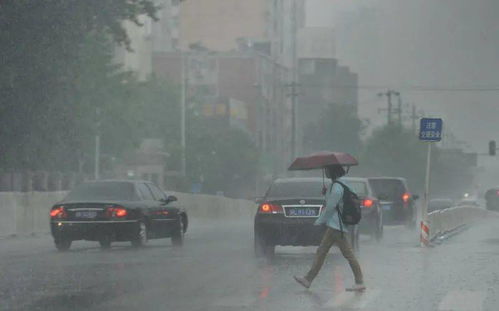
[50,180,188,251]
[254,177,360,258]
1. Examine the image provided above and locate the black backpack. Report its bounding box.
[333,181,362,226]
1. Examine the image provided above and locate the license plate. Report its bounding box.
[287,207,319,217]
[75,211,97,219]
[382,204,392,211]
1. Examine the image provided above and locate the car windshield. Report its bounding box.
[65,182,135,201]
[344,181,368,197]
[267,181,327,198]
[369,179,406,201]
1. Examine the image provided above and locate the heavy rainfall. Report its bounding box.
[1,0,499,310]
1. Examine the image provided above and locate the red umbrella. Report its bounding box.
[288,151,358,171]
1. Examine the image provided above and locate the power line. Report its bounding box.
[301,83,499,92]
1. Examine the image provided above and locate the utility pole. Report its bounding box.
[378,90,400,125]
[94,107,101,180]
[396,93,402,125]
[180,52,187,177]
[290,0,298,161]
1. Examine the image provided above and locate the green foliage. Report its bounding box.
[359,124,474,196]
[359,124,427,189]
[302,103,364,156]
[186,116,259,196]
[0,0,158,171]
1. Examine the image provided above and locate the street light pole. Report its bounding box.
[94,107,101,180]
[180,53,187,177]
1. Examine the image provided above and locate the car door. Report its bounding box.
[136,183,162,237]
[145,183,171,238]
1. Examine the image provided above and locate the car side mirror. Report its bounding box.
[412,194,420,200]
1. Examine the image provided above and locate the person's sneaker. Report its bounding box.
[346,283,366,292]
[293,276,311,289]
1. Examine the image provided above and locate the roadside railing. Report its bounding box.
[428,205,490,241]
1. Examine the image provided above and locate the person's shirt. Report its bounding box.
[314,178,347,232]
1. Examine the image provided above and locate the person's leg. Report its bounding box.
[304,228,336,282]
[336,233,364,285]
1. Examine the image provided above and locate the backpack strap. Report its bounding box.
[331,181,345,236]
[333,180,359,199]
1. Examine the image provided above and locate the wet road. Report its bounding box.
[1,218,499,311]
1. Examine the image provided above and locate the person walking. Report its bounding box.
[294,165,365,291]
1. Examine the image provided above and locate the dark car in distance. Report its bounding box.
[367,177,418,227]
[50,180,188,251]
[254,177,367,258]
[485,188,499,211]
[342,177,384,241]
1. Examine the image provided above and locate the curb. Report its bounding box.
[430,224,468,245]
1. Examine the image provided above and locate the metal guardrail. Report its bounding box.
[427,205,489,241]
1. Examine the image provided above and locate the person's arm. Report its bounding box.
[314,183,343,225]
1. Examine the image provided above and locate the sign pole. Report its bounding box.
[421,142,432,247]
[418,117,442,247]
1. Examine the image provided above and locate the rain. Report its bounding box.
[1,0,499,310]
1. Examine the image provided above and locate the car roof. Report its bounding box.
[341,177,369,182]
[83,179,151,184]
[367,177,407,181]
[273,177,327,183]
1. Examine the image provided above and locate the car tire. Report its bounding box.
[131,221,148,248]
[375,212,384,241]
[54,239,71,251]
[171,217,184,247]
[99,236,112,249]
[350,226,360,252]
[254,233,274,258]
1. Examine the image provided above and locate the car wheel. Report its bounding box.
[54,239,71,251]
[99,236,112,249]
[131,221,148,248]
[254,233,274,258]
[350,226,360,252]
[375,212,384,241]
[171,217,184,247]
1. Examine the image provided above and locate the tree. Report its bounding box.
[186,115,259,197]
[0,0,158,171]
[302,103,364,156]
[360,124,475,197]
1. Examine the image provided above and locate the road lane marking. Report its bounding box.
[438,290,485,311]
[324,289,381,309]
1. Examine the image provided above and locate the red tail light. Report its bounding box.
[402,193,411,203]
[50,206,67,219]
[362,199,374,208]
[258,203,283,214]
[106,206,128,218]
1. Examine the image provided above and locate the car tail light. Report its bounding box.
[50,206,67,219]
[258,203,283,214]
[402,193,411,203]
[106,206,128,218]
[496,190,499,196]
[362,199,374,208]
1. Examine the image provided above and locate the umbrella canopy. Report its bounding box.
[288,151,358,171]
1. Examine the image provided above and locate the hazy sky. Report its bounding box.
[306,0,499,160]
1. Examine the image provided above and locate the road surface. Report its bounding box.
[1,217,498,311]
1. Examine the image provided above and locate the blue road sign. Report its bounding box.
[419,118,443,142]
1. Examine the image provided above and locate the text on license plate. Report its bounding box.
[75,211,97,219]
[287,208,318,217]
